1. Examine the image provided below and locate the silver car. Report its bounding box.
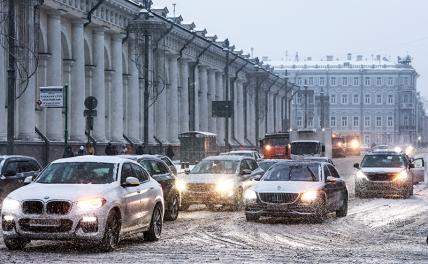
[1,156,164,252]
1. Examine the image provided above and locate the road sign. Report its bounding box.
[39,86,64,108]
[212,101,233,118]
[84,96,98,110]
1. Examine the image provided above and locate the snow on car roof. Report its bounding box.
[52,155,133,164]
[117,154,163,161]
[291,140,321,143]
[204,155,247,161]
[228,150,256,153]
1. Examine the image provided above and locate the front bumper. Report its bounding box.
[1,208,109,241]
[245,202,320,217]
[182,191,235,205]
[356,179,411,195]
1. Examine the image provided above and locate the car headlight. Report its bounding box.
[265,144,272,151]
[394,146,402,153]
[405,146,414,156]
[350,139,360,149]
[244,189,257,203]
[393,170,408,182]
[2,198,20,212]
[300,191,319,203]
[215,180,235,196]
[77,198,106,211]
[175,179,187,192]
[356,171,368,180]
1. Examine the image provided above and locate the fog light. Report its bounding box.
[2,215,15,231]
[3,215,14,222]
[82,216,97,223]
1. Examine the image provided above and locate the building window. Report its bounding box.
[330,116,336,127]
[376,116,382,127]
[364,116,371,127]
[319,77,325,86]
[364,77,371,86]
[387,95,394,104]
[376,94,382,104]
[297,94,302,104]
[308,94,314,104]
[353,116,359,127]
[341,94,348,104]
[297,117,302,127]
[404,116,409,126]
[341,117,348,127]
[353,77,359,86]
[308,77,314,85]
[330,94,336,104]
[308,118,313,127]
[387,77,393,86]
[364,94,371,104]
[403,77,409,85]
[297,77,302,85]
[353,94,360,104]
[387,116,393,127]
[376,77,382,86]
[342,77,348,86]
[330,77,337,86]
[364,135,370,145]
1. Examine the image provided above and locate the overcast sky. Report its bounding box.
[154,0,428,98]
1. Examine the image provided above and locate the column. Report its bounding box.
[167,54,179,144]
[147,39,155,144]
[70,21,86,141]
[155,50,168,143]
[46,12,63,141]
[216,72,225,145]
[0,32,6,140]
[199,66,208,131]
[207,69,216,133]
[236,80,244,144]
[179,59,190,132]
[110,34,124,142]
[194,66,200,131]
[128,39,140,141]
[92,28,106,141]
[276,95,282,132]
[36,54,49,134]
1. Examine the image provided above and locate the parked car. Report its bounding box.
[119,155,180,221]
[223,150,263,161]
[177,155,263,211]
[1,156,164,251]
[0,155,42,202]
[354,151,423,198]
[244,161,348,222]
[154,154,177,176]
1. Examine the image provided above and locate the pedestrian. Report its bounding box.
[86,143,96,155]
[112,145,119,155]
[166,145,175,160]
[105,142,113,155]
[78,145,86,156]
[121,145,128,154]
[136,144,144,155]
[63,145,74,158]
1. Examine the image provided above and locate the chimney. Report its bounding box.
[326,55,334,61]
[347,53,352,61]
[357,55,363,61]
[376,55,381,61]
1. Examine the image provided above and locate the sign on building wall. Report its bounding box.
[39,86,64,108]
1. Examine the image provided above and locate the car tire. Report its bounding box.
[245,213,260,222]
[314,199,327,223]
[403,185,413,199]
[4,237,30,250]
[336,196,348,217]
[164,193,179,221]
[99,212,121,252]
[144,203,163,242]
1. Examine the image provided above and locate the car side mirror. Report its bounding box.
[23,176,33,185]
[4,170,17,177]
[122,177,140,187]
[326,176,336,182]
[253,175,262,181]
[184,169,190,175]
[409,163,415,169]
[353,163,360,169]
[241,169,252,175]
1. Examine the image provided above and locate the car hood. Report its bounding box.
[7,183,116,201]
[253,181,324,193]
[361,167,405,174]
[181,173,237,184]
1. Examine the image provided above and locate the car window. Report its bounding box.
[18,160,38,173]
[148,160,168,175]
[263,164,320,182]
[323,165,331,178]
[161,157,173,167]
[139,160,154,175]
[131,164,149,182]
[240,160,251,172]
[4,161,18,173]
[248,159,258,170]
[327,165,340,178]
[121,163,135,183]
[28,160,41,171]
[157,161,170,174]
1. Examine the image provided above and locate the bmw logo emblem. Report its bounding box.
[44,196,49,200]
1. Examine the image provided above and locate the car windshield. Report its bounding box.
[264,137,289,146]
[291,142,319,155]
[262,164,320,182]
[361,155,406,168]
[227,152,252,157]
[36,162,116,184]
[258,161,278,171]
[191,159,239,174]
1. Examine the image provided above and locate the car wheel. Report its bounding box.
[4,237,30,250]
[336,196,348,217]
[403,186,413,198]
[314,199,327,223]
[144,203,163,242]
[99,212,121,252]
[164,193,179,221]
[245,213,260,222]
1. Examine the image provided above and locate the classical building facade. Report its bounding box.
[0,0,291,161]
[271,55,421,146]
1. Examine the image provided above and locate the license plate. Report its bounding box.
[28,219,61,226]
[267,204,288,211]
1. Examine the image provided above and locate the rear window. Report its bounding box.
[227,152,252,157]
[262,164,320,182]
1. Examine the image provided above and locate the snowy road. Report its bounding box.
[1,156,428,263]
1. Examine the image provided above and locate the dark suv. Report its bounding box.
[119,155,180,221]
[0,155,42,202]
[353,151,422,198]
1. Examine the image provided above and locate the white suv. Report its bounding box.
[1,156,164,252]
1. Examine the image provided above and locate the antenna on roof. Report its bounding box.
[173,3,176,17]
